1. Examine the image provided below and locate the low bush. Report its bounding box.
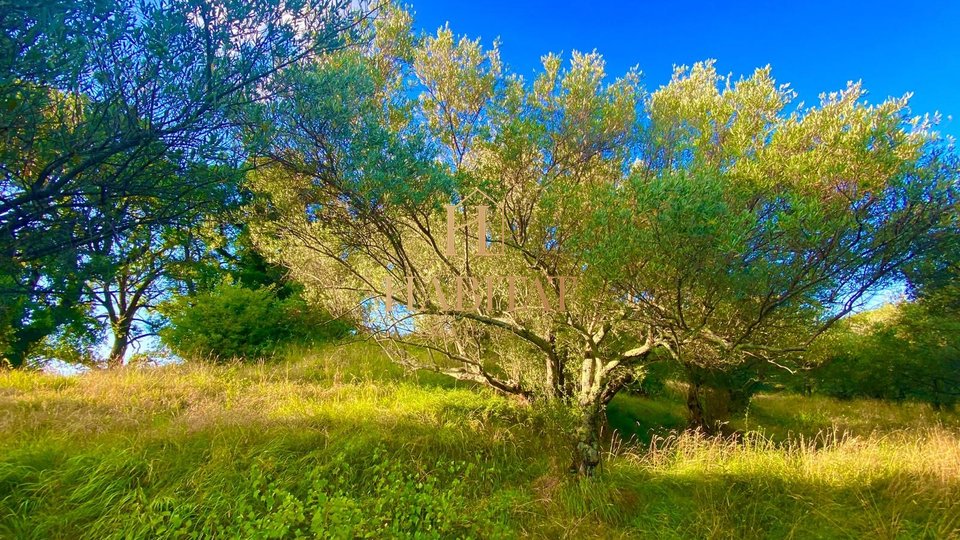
[803,303,960,409]
[159,282,351,361]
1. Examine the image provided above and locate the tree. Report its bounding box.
[246,9,957,473]
[807,302,960,409]
[248,11,657,474]
[78,162,246,367]
[582,62,958,430]
[0,0,364,365]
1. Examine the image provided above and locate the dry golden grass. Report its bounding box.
[1,343,959,538]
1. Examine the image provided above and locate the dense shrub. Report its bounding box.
[160,283,351,361]
[805,303,960,409]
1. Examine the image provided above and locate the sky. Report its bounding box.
[408,0,960,139]
[405,0,953,312]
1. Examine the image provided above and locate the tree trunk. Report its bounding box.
[573,402,602,476]
[569,353,640,476]
[727,387,751,416]
[571,349,605,475]
[545,355,561,399]
[544,334,566,400]
[107,320,131,368]
[686,381,708,432]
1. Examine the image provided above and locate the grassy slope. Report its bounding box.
[1,342,958,539]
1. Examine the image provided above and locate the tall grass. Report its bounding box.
[1,342,958,538]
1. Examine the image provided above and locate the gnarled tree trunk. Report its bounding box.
[573,402,602,475]
[571,355,639,475]
[686,380,708,432]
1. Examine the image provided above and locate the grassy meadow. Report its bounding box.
[1,342,958,539]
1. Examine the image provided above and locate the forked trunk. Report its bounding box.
[570,360,637,475]
[107,320,131,368]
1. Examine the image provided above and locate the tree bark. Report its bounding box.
[686,380,708,432]
[571,351,603,476]
[545,355,559,399]
[107,318,132,368]
[573,402,602,476]
[570,365,635,475]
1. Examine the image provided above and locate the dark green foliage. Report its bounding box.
[0,0,358,365]
[623,358,678,399]
[0,279,88,368]
[160,283,351,361]
[806,303,960,409]
[227,229,301,299]
[684,361,782,429]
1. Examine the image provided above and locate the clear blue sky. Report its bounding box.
[409,1,960,139]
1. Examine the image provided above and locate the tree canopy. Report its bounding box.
[246,7,958,472]
[0,0,364,365]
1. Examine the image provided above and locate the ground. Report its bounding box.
[1,341,958,539]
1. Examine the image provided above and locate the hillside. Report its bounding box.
[1,342,959,539]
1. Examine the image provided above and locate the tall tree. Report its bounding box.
[249,11,656,474]
[583,63,958,429]
[0,0,364,365]
[246,10,957,473]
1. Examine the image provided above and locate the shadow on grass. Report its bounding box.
[606,393,689,446]
[532,462,960,539]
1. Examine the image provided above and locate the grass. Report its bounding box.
[1,341,958,538]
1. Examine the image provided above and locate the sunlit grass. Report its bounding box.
[1,342,958,538]
[740,393,960,438]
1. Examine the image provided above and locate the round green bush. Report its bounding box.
[160,283,350,361]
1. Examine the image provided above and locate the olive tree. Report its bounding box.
[248,9,661,474]
[247,9,957,471]
[583,62,958,429]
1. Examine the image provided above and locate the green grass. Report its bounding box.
[1,341,958,538]
[606,391,688,445]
